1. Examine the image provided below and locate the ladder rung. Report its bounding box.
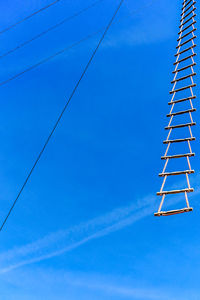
[182,0,191,5]
[178,21,196,35]
[181,2,196,16]
[167,108,196,117]
[182,0,192,4]
[159,170,194,177]
[173,53,196,65]
[175,44,196,57]
[172,63,196,73]
[180,7,196,23]
[163,137,195,144]
[176,35,196,48]
[161,153,195,160]
[169,83,196,94]
[157,188,194,196]
[177,28,197,41]
[168,95,196,105]
[154,207,193,216]
[182,0,193,10]
[179,14,196,28]
[165,122,196,129]
[171,73,196,83]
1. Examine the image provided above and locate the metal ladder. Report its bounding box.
[155,0,197,216]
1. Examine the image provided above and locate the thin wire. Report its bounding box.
[0,0,61,34]
[0,0,126,232]
[0,1,155,87]
[0,30,103,87]
[0,0,105,59]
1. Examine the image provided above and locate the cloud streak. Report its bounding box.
[0,194,156,274]
[1,266,194,300]
[0,177,199,274]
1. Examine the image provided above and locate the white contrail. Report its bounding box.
[0,181,199,274]
[1,264,190,300]
[0,196,155,273]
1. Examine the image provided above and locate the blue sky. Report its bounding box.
[0,0,200,299]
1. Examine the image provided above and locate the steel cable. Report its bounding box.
[0,0,126,232]
[0,1,155,87]
[0,0,105,59]
[0,0,62,34]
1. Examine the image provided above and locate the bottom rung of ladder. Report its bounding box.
[154,207,193,217]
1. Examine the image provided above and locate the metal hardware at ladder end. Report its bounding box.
[154,0,197,217]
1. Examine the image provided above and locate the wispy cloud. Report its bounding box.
[0,175,199,274]
[71,279,173,300]
[0,194,156,274]
[103,0,177,48]
[1,266,195,300]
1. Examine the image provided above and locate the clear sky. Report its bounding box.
[0,0,200,299]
